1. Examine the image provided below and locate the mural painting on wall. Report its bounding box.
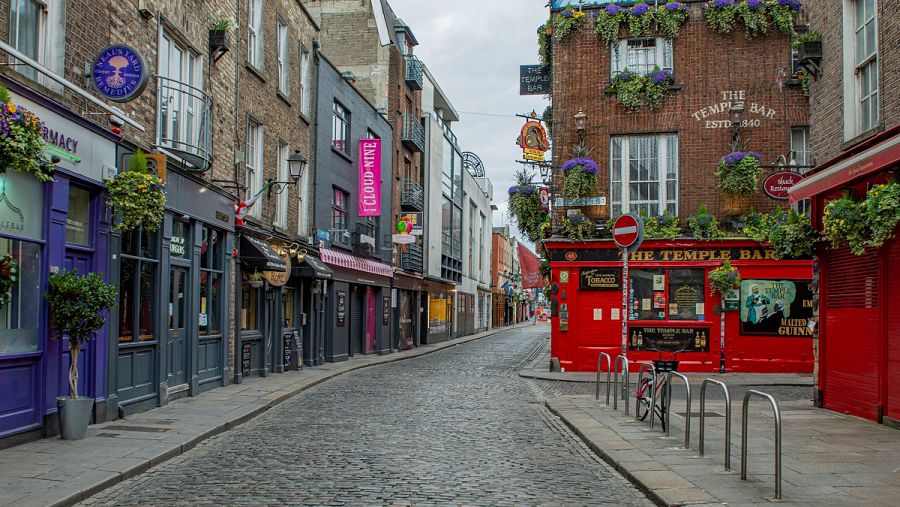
[740,280,814,337]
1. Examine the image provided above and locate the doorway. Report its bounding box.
[167,266,189,390]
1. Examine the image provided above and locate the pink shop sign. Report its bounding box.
[358,139,382,217]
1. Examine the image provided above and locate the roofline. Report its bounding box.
[295,0,321,32]
[317,51,392,131]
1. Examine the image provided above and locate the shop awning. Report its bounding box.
[293,255,333,280]
[790,130,900,203]
[240,235,287,272]
[320,248,394,278]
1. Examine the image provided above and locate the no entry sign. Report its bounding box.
[613,213,643,250]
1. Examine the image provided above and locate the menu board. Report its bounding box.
[283,333,293,369]
[242,342,252,377]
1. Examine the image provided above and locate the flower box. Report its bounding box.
[797,40,822,64]
[209,30,231,62]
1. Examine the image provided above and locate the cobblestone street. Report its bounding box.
[80,327,650,506]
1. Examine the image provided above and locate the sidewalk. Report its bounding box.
[0,324,526,507]
[548,393,900,506]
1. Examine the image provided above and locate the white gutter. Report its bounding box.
[0,40,146,132]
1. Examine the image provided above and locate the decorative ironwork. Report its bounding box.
[404,55,423,90]
[154,75,212,171]
[462,151,485,178]
[400,243,423,273]
[401,114,425,152]
[400,178,424,211]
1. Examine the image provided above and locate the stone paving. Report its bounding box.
[78,326,650,506]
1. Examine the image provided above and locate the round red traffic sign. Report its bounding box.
[613,213,643,250]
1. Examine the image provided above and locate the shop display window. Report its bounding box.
[119,228,159,343]
[199,226,224,337]
[241,273,259,331]
[630,268,706,322]
[282,288,295,329]
[0,239,42,355]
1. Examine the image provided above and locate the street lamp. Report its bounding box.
[268,150,308,196]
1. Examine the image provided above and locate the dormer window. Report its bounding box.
[396,31,411,55]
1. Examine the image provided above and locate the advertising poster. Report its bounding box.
[740,279,814,337]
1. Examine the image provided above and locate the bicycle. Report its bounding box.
[634,347,687,431]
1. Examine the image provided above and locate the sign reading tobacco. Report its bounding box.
[580,268,621,290]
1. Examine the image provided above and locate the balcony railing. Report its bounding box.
[400,178,425,211]
[400,243,423,273]
[155,75,213,172]
[401,114,425,153]
[404,55,423,90]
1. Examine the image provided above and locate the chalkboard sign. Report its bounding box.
[241,342,252,377]
[336,291,346,327]
[283,333,293,369]
[383,297,390,325]
[520,65,551,95]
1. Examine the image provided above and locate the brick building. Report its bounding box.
[789,0,900,424]
[543,1,815,373]
[306,0,429,347]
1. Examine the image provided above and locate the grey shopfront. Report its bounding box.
[107,166,235,417]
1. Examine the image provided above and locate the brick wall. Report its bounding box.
[805,0,899,163]
[238,0,318,235]
[550,2,809,224]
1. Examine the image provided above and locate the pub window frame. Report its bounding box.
[629,267,707,323]
[118,227,160,344]
[199,225,224,338]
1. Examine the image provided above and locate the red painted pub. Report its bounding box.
[545,239,814,373]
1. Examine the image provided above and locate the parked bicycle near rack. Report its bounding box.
[634,346,688,431]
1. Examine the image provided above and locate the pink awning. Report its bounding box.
[320,248,394,278]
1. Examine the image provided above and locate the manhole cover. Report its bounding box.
[105,425,171,433]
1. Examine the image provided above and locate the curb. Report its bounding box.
[52,323,530,507]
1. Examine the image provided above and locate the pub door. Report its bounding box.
[63,250,94,398]
[167,266,189,392]
[365,287,376,354]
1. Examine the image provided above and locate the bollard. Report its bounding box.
[741,390,782,500]
[613,355,630,415]
[700,379,731,470]
[665,371,692,448]
[595,352,612,404]
[635,363,657,429]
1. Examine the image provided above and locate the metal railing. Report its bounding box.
[613,356,629,415]
[155,75,212,171]
[404,54,423,90]
[700,379,732,470]
[741,390,783,500]
[635,363,658,429]
[400,178,425,210]
[595,352,611,403]
[401,113,425,152]
[400,243,423,273]
[665,372,692,448]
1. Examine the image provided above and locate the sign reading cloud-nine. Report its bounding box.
[358,139,382,217]
[91,45,149,102]
[740,279,814,337]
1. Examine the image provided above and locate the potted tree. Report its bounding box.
[46,270,117,440]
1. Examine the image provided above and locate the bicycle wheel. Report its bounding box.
[635,379,651,421]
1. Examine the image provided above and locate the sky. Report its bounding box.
[387,0,550,246]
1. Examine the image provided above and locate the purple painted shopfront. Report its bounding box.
[0,78,116,443]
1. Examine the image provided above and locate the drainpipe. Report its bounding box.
[232,0,244,385]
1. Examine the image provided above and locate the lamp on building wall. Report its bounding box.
[268,150,308,197]
[730,103,745,146]
[573,109,587,143]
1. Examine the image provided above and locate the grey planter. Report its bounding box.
[57,397,94,440]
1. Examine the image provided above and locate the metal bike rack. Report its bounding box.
[635,363,657,429]
[613,355,630,415]
[699,379,731,470]
[595,352,612,404]
[741,390,783,500]
[665,371,692,448]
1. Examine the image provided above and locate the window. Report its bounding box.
[396,32,407,55]
[241,273,259,331]
[332,188,348,242]
[199,226,223,337]
[9,0,63,84]
[170,220,190,259]
[245,122,264,219]
[159,31,205,160]
[299,44,312,116]
[479,213,486,283]
[791,126,812,214]
[276,19,289,95]
[332,102,350,154]
[275,141,289,229]
[282,288,295,329]
[118,228,158,344]
[65,186,91,246]
[612,38,673,77]
[247,0,263,68]
[610,134,678,217]
[468,202,476,278]
[630,269,706,322]
[0,239,42,355]
[854,0,878,133]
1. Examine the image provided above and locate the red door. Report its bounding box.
[885,238,900,423]
[822,247,882,421]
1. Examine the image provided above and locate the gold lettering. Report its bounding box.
[684,251,699,261]
[661,250,672,261]
[765,250,777,260]
[752,251,764,260]
[740,250,752,260]
[721,250,732,260]
[673,251,684,261]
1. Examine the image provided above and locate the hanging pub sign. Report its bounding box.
[579,268,621,290]
[763,171,803,200]
[358,139,382,217]
[518,119,549,162]
[90,45,149,102]
[740,279,814,337]
[519,65,551,96]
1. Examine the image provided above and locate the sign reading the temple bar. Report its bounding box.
[691,90,777,129]
[580,268,621,290]
[550,247,788,263]
[90,45,149,102]
[763,171,803,200]
[519,65,551,96]
[358,139,382,217]
[627,326,710,353]
[740,279,814,337]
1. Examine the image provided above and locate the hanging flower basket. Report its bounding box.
[0,85,53,182]
[609,68,675,111]
[507,184,548,243]
[104,149,166,232]
[708,260,741,296]
[824,181,900,255]
[560,158,599,199]
[0,254,18,307]
[716,151,762,196]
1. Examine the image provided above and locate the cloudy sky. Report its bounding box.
[388,0,550,243]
